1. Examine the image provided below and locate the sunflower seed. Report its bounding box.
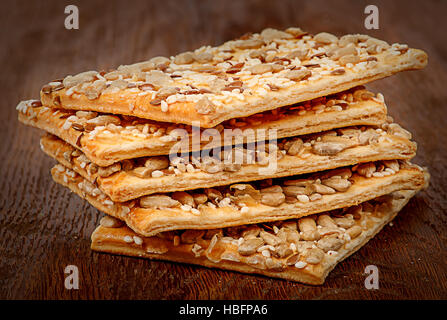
[139,195,180,209]
[238,238,264,256]
[317,236,344,253]
[304,248,325,264]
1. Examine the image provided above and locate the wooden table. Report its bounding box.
[1,0,446,300]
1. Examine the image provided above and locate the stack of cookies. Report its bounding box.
[17,28,429,284]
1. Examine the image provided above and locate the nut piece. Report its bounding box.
[139,195,180,209]
[310,183,336,195]
[304,248,325,264]
[84,80,107,100]
[286,253,301,266]
[317,236,345,252]
[259,231,282,246]
[274,243,293,258]
[194,97,215,115]
[193,193,208,205]
[235,39,264,49]
[298,217,317,232]
[383,160,400,172]
[155,86,179,100]
[260,192,285,207]
[144,156,169,171]
[282,185,312,197]
[174,52,195,65]
[98,163,121,178]
[285,49,309,60]
[110,79,129,89]
[85,115,121,129]
[265,258,285,272]
[63,71,98,88]
[132,167,152,178]
[238,238,264,256]
[171,191,195,207]
[347,225,363,239]
[285,138,303,156]
[247,64,274,75]
[181,230,205,244]
[231,184,261,201]
[388,123,412,139]
[329,44,357,59]
[241,225,262,239]
[260,185,283,194]
[339,54,360,66]
[260,28,293,42]
[204,188,223,202]
[284,69,312,81]
[195,52,213,63]
[285,27,307,38]
[301,230,321,241]
[356,162,376,178]
[312,141,350,156]
[317,215,337,228]
[321,176,351,192]
[145,70,173,89]
[314,32,338,44]
[76,111,98,120]
[99,216,124,228]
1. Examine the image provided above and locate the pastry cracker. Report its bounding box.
[51,161,427,237]
[91,188,425,284]
[19,87,387,166]
[40,28,427,127]
[41,119,416,202]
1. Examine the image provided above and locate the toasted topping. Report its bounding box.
[99,215,124,228]
[194,97,215,115]
[39,26,421,127]
[284,69,312,81]
[314,32,338,44]
[140,195,180,209]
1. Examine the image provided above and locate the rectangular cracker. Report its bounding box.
[19,87,387,166]
[39,28,427,128]
[41,120,416,202]
[91,188,424,285]
[51,161,427,237]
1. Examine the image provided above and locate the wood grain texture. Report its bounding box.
[1,0,446,299]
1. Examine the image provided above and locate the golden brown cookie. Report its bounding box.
[19,87,386,166]
[91,188,426,284]
[39,28,427,127]
[40,118,416,202]
[51,161,427,237]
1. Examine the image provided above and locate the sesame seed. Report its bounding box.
[103,200,114,206]
[161,100,169,112]
[124,236,133,243]
[295,261,307,269]
[133,236,143,245]
[297,194,310,203]
[261,250,271,258]
[151,170,164,178]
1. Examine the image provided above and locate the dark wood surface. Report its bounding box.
[1,0,446,300]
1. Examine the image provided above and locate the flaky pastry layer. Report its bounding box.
[19,87,386,166]
[41,120,416,202]
[39,28,427,127]
[91,188,424,284]
[51,161,427,237]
